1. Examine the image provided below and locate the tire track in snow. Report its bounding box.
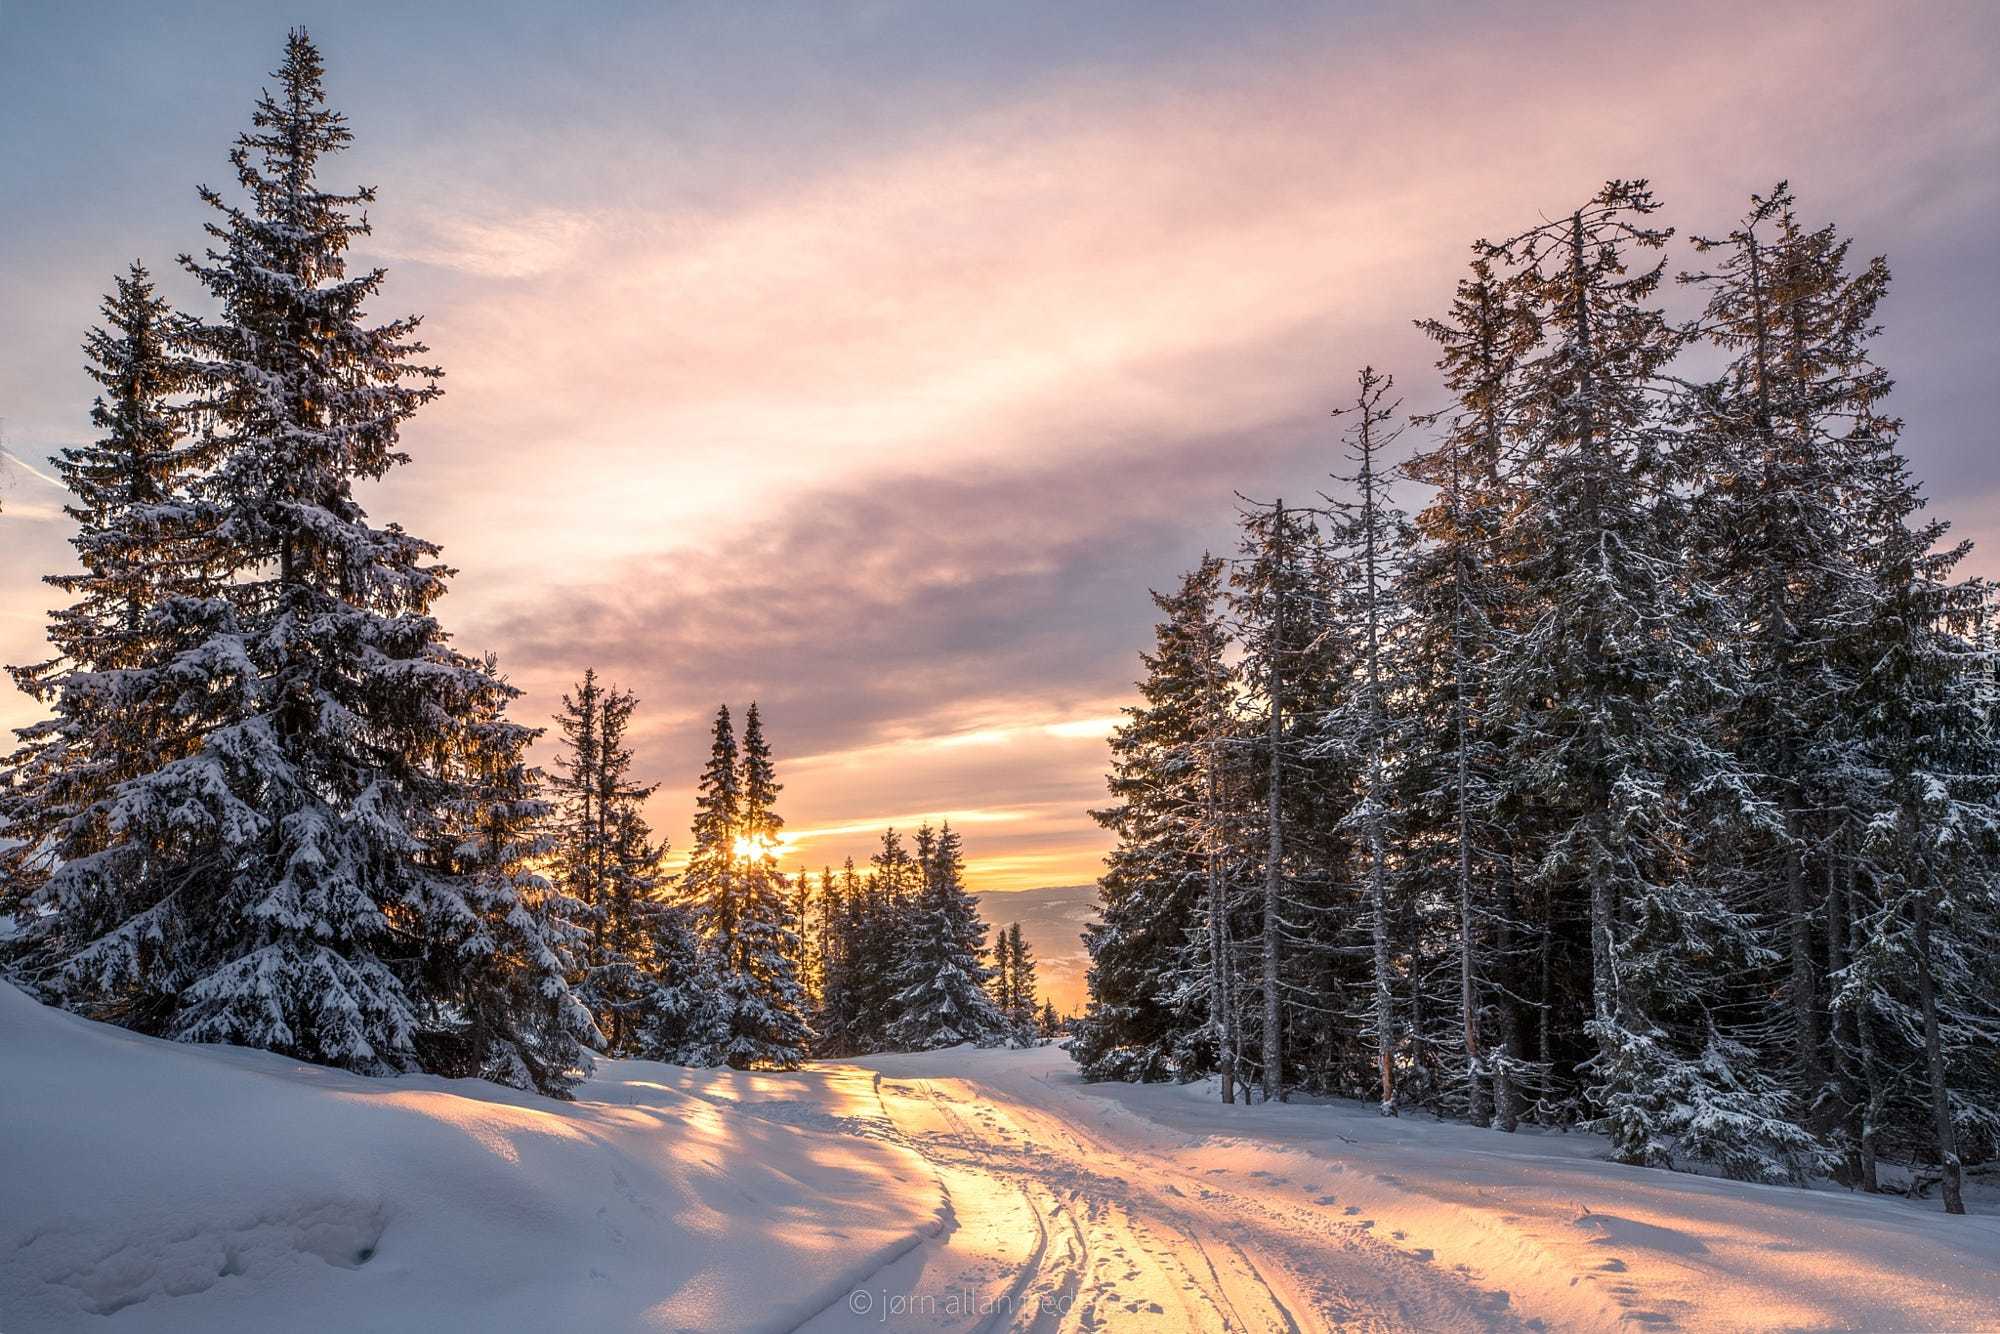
[833,1058,1535,1332]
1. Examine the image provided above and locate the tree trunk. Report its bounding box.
[1536,905,1553,1101]
[1856,998,1884,1195]
[1453,580,1487,1125]
[1206,643,1236,1106]
[1911,872,1966,1214]
[1825,851,1862,1184]
[1589,813,1619,1061]
[1262,501,1286,1105]
[1360,446,1392,1120]
[1493,852,1521,1132]
[1786,838,1824,1107]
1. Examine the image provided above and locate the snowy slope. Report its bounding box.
[5,984,1997,1332]
[0,983,940,1333]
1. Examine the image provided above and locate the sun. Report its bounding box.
[733,832,781,860]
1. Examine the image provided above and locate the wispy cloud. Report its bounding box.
[373,206,602,280]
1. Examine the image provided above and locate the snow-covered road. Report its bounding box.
[805,1059,1517,1331]
[801,1045,2000,1333]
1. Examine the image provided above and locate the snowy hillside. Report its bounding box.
[5,982,1997,1332]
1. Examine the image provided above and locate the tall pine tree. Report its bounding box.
[1077,557,1236,1082]
[5,32,589,1091]
[2,262,214,1022]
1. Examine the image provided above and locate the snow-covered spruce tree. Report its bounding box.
[857,828,922,1048]
[676,705,742,1063]
[789,867,818,1009]
[601,705,672,1053]
[1317,367,1415,1113]
[812,858,861,1055]
[681,705,740,940]
[721,703,812,1066]
[992,904,1016,1022]
[580,683,665,1052]
[548,670,668,1052]
[1402,256,1541,1129]
[549,670,606,991]
[1678,184,1880,1145]
[1001,922,1040,1041]
[634,894,715,1065]
[682,703,809,1068]
[825,840,881,1054]
[812,863,837,1010]
[423,654,598,1094]
[1,262,218,1024]
[1230,501,1358,1101]
[1188,555,1249,1104]
[95,30,589,1087]
[1485,181,1817,1179]
[1836,411,2000,1215]
[824,854,892,1056]
[1076,556,1235,1083]
[886,821,1003,1050]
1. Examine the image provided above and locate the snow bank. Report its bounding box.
[0,984,940,1333]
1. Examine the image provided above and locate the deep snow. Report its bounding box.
[0,984,936,1332]
[4,983,1996,1332]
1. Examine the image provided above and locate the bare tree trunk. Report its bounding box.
[1203,609,1236,1106]
[1825,850,1862,1184]
[1208,720,1235,1105]
[1493,852,1521,1132]
[1912,868,1966,1214]
[1262,501,1286,1105]
[1856,1000,1884,1194]
[1537,910,1553,1098]
[1225,926,1243,1103]
[1786,838,1824,1108]
[1453,554,1487,1126]
[1357,418,1396,1115]
[1368,791,1394,1107]
[1589,822,1620,1071]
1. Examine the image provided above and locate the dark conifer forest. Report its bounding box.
[1074,181,1998,1212]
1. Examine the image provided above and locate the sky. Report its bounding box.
[2,0,1996,897]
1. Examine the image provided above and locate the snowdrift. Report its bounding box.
[0,984,940,1333]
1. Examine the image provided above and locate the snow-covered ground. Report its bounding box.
[4,983,1996,1332]
[0,983,935,1332]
